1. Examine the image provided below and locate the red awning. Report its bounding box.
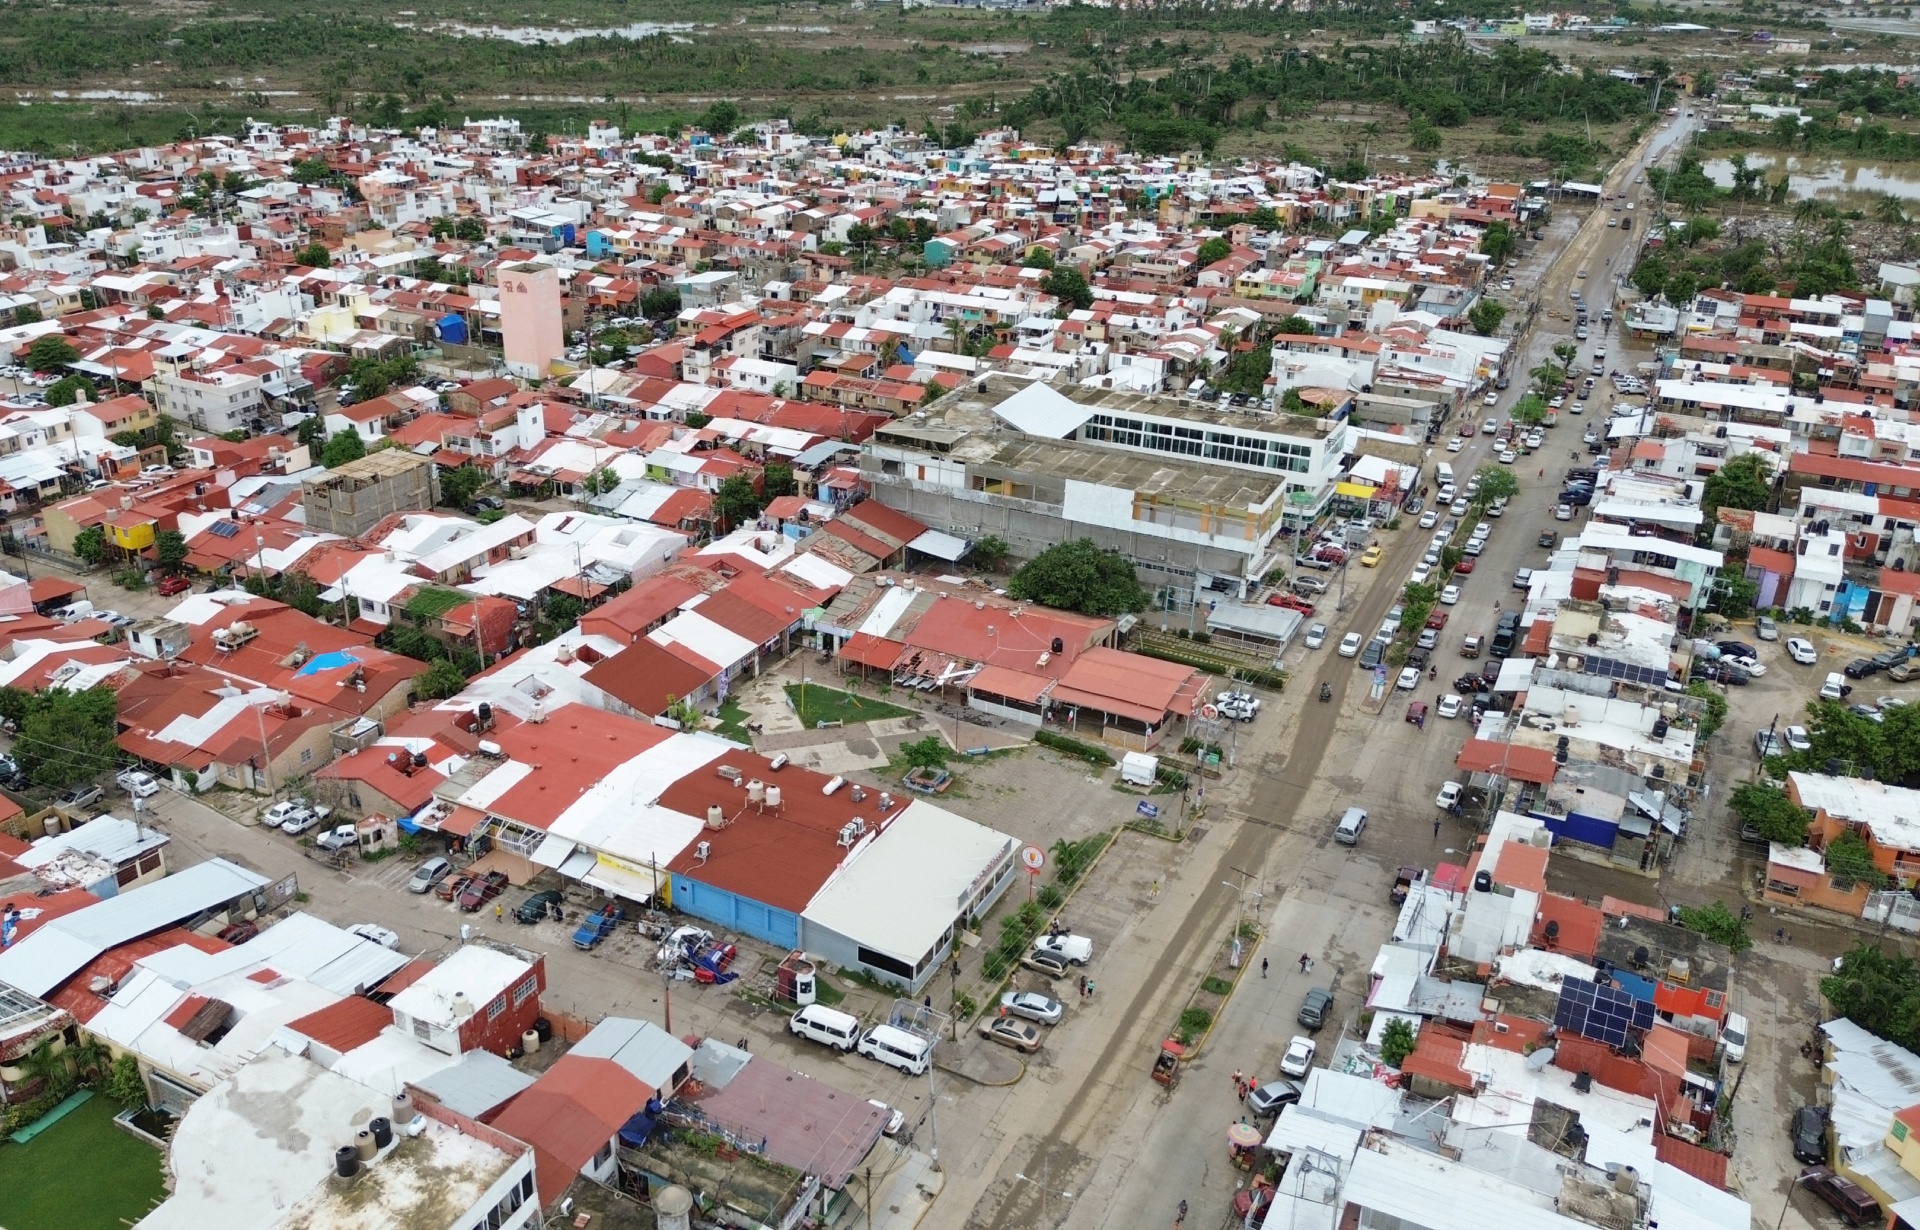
[1047,685,1164,726]
[967,665,1051,704]
[438,805,486,837]
[838,632,905,671]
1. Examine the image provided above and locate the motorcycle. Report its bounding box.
[1319,682,1332,703]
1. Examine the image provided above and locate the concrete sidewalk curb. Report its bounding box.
[1170,923,1262,1062]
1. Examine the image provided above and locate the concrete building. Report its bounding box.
[302,450,440,537]
[863,377,1340,603]
[498,261,564,380]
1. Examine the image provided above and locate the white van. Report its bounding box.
[1335,806,1368,846]
[53,600,94,623]
[858,1023,933,1076]
[1820,672,1846,701]
[789,1004,861,1052]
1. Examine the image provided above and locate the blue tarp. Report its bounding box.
[296,650,362,676]
[437,314,469,345]
[618,1110,657,1146]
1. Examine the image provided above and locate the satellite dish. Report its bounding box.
[1526,1047,1556,1071]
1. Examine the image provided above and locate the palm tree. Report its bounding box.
[65,1036,110,1085]
[1792,197,1830,225]
[15,1038,71,1099]
[1874,194,1907,226]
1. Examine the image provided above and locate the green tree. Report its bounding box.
[1675,900,1752,953]
[296,416,328,448]
[321,430,367,468]
[1379,1017,1417,1067]
[293,242,331,268]
[762,462,797,499]
[1824,946,1920,1052]
[454,216,486,243]
[641,285,682,319]
[1022,248,1055,269]
[1467,299,1507,336]
[1472,466,1520,504]
[1008,539,1150,617]
[12,303,42,326]
[1275,315,1315,336]
[1480,222,1517,265]
[44,374,94,406]
[415,658,468,700]
[154,528,188,574]
[25,334,78,372]
[1249,207,1281,230]
[1509,394,1548,427]
[1041,266,1095,311]
[1684,680,1727,741]
[1701,453,1772,521]
[1715,571,1760,619]
[700,100,741,136]
[1729,780,1811,845]
[901,735,952,772]
[72,525,106,565]
[1195,236,1232,265]
[1825,831,1886,888]
[438,465,484,510]
[970,535,1011,570]
[18,687,119,788]
[713,473,762,531]
[106,1053,147,1108]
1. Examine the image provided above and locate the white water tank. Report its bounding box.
[766,785,782,810]
[477,739,503,756]
[451,991,474,1020]
[707,805,724,829]
[746,779,766,807]
[822,775,845,796]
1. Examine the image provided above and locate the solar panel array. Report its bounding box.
[209,520,241,539]
[1580,654,1669,688]
[1553,979,1648,1048]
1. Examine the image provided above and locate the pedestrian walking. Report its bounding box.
[1232,1068,1245,1096]
[1261,956,1269,979]
[1087,979,1095,997]
[1177,1199,1188,1226]
[493,903,502,922]
[1298,952,1311,974]
[1434,816,1443,839]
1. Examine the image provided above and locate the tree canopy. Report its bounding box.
[1466,299,1507,337]
[1007,539,1150,617]
[438,465,484,511]
[1826,945,1920,1053]
[0,686,118,788]
[1042,266,1095,311]
[25,334,78,372]
[1472,466,1520,504]
[1729,780,1811,845]
[320,430,367,468]
[1700,453,1772,523]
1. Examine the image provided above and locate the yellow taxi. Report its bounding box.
[1359,545,1383,568]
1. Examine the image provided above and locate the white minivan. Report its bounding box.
[1335,806,1368,846]
[789,1004,861,1052]
[858,1023,933,1075]
[1722,1012,1749,1064]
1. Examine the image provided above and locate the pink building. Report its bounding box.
[498,261,564,379]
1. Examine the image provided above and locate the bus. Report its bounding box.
[1435,461,1456,491]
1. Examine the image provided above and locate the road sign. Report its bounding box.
[1021,845,1045,872]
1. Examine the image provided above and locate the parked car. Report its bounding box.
[1755,615,1779,641]
[55,784,103,811]
[156,574,191,596]
[1786,637,1818,666]
[409,856,453,894]
[1305,624,1327,650]
[979,1016,1043,1052]
[458,870,511,911]
[314,824,359,853]
[436,873,475,902]
[572,902,626,949]
[1436,781,1463,810]
[281,808,325,836]
[1843,657,1879,679]
[1791,1106,1829,1164]
[1297,987,1334,1030]
[1279,1035,1318,1077]
[998,990,1064,1025]
[1021,950,1070,979]
[216,920,259,944]
[515,889,563,923]
[1359,545,1383,567]
[348,923,400,949]
[1246,1080,1303,1117]
[1437,694,1464,719]
[1032,932,1094,964]
[1801,1166,1881,1226]
[117,768,160,798]
[1439,585,1461,606]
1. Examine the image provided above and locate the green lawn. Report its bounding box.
[0,1095,167,1230]
[784,684,915,729]
[713,697,753,742]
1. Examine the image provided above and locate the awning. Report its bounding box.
[550,575,610,601]
[558,848,598,879]
[1335,481,1378,498]
[1047,685,1164,726]
[530,834,577,869]
[439,806,486,838]
[28,577,83,603]
[967,664,1052,704]
[908,529,970,562]
[839,632,905,671]
[583,858,663,904]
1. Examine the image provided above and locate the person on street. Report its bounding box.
[493,903,502,922]
[1232,1068,1245,1096]
[1298,953,1311,974]
[1434,817,1443,839]
[1177,1200,1189,1226]
[1261,956,1269,978]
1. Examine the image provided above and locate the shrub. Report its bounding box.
[1202,976,1233,996]
[1034,730,1116,766]
[1037,884,1065,909]
[1175,1007,1213,1043]
[954,992,978,1021]
[1380,1018,1418,1066]
[982,950,1012,980]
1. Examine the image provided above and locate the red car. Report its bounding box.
[1267,593,1315,615]
[1453,558,1476,574]
[435,873,474,902]
[458,870,510,911]
[156,574,191,596]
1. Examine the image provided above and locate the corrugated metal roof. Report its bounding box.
[0,858,269,996]
[569,1017,693,1094]
[410,1050,536,1120]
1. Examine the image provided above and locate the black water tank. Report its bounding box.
[369,1117,392,1149]
[1051,637,1064,655]
[335,1147,359,1179]
[478,701,493,726]
[1474,869,1493,893]
[1653,717,1668,739]
[534,1017,553,1043]
[1544,920,1561,942]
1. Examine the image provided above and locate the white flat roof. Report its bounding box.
[1790,772,1920,852]
[543,730,733,866]
[386,943,534,1029]
[803,800,1016,967]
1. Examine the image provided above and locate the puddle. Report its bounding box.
[1700,153,1920,201]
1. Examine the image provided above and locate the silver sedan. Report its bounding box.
[998,990,1065,1025]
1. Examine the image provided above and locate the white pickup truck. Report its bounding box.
[1032,932,1095,965]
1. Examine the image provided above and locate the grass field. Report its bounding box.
[0,1095,168,1230]
[784,683,915,729]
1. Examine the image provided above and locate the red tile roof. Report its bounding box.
[1532,893,1603,960]
[580,640,717,717]
[1454,738,1559,785]
[284,995,392,1052]
[492,1055,654,1210]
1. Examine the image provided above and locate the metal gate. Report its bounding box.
[1863,891,1920,933]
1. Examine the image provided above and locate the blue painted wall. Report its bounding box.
[669,874,800,949]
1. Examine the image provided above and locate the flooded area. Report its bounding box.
[394,19,698,44]
[1700,153,1920,201]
